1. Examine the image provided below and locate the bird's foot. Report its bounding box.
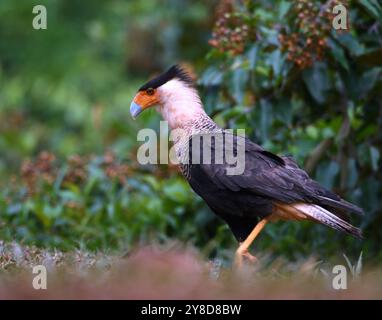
[234,247,258,270]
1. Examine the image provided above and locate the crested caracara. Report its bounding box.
[130,65,363,267]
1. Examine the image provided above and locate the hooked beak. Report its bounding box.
[130,91,159,119]
[130,101,143,119]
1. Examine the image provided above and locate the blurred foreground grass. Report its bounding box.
[0,242,381,299]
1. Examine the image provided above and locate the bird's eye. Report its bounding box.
[146,88,154,96]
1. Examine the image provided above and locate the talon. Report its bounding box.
[242,251,258,263]
[234,247,258,269]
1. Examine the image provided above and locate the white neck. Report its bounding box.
[157,79,208,130]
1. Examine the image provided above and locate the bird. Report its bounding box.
[130,64,364,267]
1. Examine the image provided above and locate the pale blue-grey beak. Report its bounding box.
[130,101,143,119]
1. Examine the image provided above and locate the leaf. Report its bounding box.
[278,1,292,20]
[346,158,358,189]
[320,269,329,277]
[259,26,279,46]
[302,62,329,105]
[343,253,355,276]
[142,175,161,191]
[259,99,272,141]
[6,203,22,216]
[306,125,319,139]
[370,146,380,171]
[273,98,292,126]
[60,190,82,202]
[355,251,363,277]
[255,65,270,77]
[44,204,62,220]
[231,67,248,104]
[328,38,349,70]
[247,45,258,70]
[359,0,382,24]
[163,179,189,204]
[336,33,365,56]
[32,202,51,228]
[54,167,67,192]
[316,161,339,189]
[269,50,283,78]
[358,68,381,97]
[220,105,247,121]
[199,66,223,86]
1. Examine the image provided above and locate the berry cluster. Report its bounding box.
[20,151,130,195]
[279,0,348,69]
[21,151,57,193]
[102,151,130,184]
[209,11,255,56]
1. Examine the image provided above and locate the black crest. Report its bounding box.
[138,65,194,91]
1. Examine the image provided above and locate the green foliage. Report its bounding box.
[0,152,225,253]
[0,0,231,259]
[0,0,214,174]
[200,0,382,261]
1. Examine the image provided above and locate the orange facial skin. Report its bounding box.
[133,90,160,110]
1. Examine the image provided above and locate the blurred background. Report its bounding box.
[0,0,381,265]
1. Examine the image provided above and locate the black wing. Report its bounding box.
[187,131,363,216]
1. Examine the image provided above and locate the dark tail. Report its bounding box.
[318,196,364,216]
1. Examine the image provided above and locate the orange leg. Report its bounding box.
[234,218,268,269]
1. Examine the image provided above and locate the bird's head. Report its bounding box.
[130,65,205,129]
